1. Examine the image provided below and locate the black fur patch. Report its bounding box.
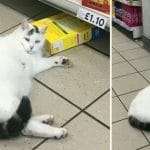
[33,25,39,33]
[0,96,32,139]
[28,28,34,36]
[28,25,39,36]
[17,96,32,122]
[129,116,150,131]
[0,123,9,138]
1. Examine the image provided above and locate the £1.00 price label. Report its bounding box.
[77,7,108,29]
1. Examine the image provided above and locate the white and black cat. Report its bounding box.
[0,20,69,139]
[128,86,150,131]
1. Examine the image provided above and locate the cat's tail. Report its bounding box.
[0,96,32,138]
[129,116,150,131]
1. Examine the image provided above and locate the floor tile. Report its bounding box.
[0,137,41,150]
[119,48,150,61]
[35,114,109,150]
[0,3,26,33]
[112,48,116,53]
[0,0,50,18]
[135,39,144,47]
[137,145,150,150]
[130,57,150,72]
[36,45,110,108]
[31,81,79,126]
[143,132,150,143]
[113,40,140,52]
[112,61,136,78]
[112,34,130,45]
[86,92,110,126]
[0,80,79,150]
[112,52,125,64]
[141,70,150,82]
[113,73,148,95]
[0,10,58,36]
[112,90,116,97]
[113,120,148,150]
[112,27,124,37]
[119,90,140,110]
[112,97,127,122]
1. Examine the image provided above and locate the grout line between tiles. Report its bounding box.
[113,54,150,144]
[135,41,144,47]
[112,88,128,111]
[113,71,138,79]
[112,46,140,52]
[32,95,109,150]
[115,88,143,97]
[0,23,20,35]
[34,78,109,113]
[32,79,109,150]
[0,9,49,35]
[112,117,128,124]
[112,60,126,65]
[141,131,150,144]
[140,68,150,73]
[84,111,109,128]
[34,78,110,128]
[32,108,110,150]
[114,47,150,85]
[136,144,150,150]
[34,78,81,110]
[113,87,150,143]
[113,55,150,66]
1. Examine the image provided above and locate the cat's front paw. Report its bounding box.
[42,114,54,125]
[55,128,68,139]
[54,56,71,67]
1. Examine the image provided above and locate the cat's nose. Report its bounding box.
[30,45,34,49]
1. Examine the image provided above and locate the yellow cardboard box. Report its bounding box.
[33,13,92,54]
[33,18,77,55]
[49,14,92,45]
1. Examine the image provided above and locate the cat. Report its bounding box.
[0,20,69,139]
[128,86,150,131]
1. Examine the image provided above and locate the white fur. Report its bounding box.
[128,86,150,122]
[0,20,68,138]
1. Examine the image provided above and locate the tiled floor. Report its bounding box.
[112,26,150,150]
[0,1,110,150]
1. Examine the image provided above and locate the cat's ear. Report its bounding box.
[21,19,30,31]
[39,26,48,34]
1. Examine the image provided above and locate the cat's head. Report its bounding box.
[19,20,47,55]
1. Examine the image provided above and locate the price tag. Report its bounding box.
[77,7,108,29]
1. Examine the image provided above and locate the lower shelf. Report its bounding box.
[113,17,143,38]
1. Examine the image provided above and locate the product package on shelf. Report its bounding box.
[82,0,110,14]
[115,1,123,20]
[122,4,142,27]
[92,27,105,41]
[33,13,92,55]
[114,1,142,27]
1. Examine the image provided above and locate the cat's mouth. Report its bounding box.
[26,50,33,54]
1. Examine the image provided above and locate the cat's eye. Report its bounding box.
[35,40,40,43]
[24,37,30,42]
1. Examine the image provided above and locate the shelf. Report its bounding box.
[38,0,110,30]
[115,0,142,6]
[113,17,143,38]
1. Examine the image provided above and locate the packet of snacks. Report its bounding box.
[82,0,110,14]
[122,4,142,27]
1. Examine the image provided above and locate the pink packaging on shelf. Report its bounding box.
[122,4,142,27]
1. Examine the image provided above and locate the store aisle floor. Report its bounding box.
[113,26,150,150]
[0,1,110,150]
